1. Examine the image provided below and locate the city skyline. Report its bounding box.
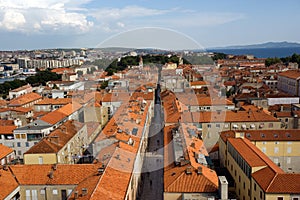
[0,0,299,50]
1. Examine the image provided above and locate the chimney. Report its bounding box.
[218,176,228,200]
[52,164,57,170]
[197,166,202,175]
[74,191,79,199]
[82,188,88,196]
[48,171,54,179]
[97,167,104,175]
[185,166,192,175]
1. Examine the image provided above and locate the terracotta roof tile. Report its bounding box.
[0,144,14,159]
[10,164,101,185]
[35,98,72,105]
[0,125,17,135]
[9,92,42,107]
[25,120,84,154]
[0,168,19,199]
[278,70,300,80]
[40,102,82,125]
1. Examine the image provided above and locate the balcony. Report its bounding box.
[27,134,42,142]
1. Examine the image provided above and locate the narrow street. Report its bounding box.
[138,82,165,200]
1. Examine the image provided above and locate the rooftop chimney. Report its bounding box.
[218,176,228,200]
[82,188,88,196]
[197,166,202,175]
[74,191,79,199]
[185,166,192,175]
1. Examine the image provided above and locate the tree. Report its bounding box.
[265,57,281,67]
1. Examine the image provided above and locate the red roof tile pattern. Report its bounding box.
[0,144,13,159]
[40,102,82,125]
[0,125,17,135]
[35,98,72,105]
[9,92,42,107]
[0,168,19,199]
[278,70,300,80]
[10,164,101,185]
[25,120,84,154]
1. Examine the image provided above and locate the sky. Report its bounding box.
[0,0,299,50]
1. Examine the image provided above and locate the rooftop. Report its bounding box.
[0,144,14,159]
[8,92,42,107]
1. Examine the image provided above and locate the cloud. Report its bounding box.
[89,6,244,33]
[0,0,93,34]
[91,6,171,21]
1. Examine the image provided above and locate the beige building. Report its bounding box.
[277,70,300,96]
[7,164,101,200]
[163,124,220,200]
[219,134,300,200]
[220,130,300,173]
[24,120,88,164]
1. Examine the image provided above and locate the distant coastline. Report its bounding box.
[208,47,300,58]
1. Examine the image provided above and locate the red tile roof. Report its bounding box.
[40,102,82,125]
[0,168,19,199]
[9,92,42,107]
[0,144,14,159]
[25,120,84,154]
[0,126,17,135]
[278,70,300,80]
[10,164,101,185]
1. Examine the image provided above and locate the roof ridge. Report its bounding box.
[165,167,187,190]
[265,171,279,192]
[8,166,20,185]
[242,138,283,173]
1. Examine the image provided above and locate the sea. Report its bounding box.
[208,47,300,58]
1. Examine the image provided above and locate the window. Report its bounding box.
[262,141,267,145]
[235,170,237,176]
[52,189,58,195]
[274,158,279,164]
[269,123,273,128]
[17,142,21,147]
[277,197,283,200]
[243,182,245,189]
[287,147,292,154]
[274,147,279,154]
[262,147,266,153]
[18,150,22,156]
[26,190,31,200]
[231,164,233,171]
[15,134,20,139]
[287,157,291,164]
[285,118,289,122]
[21,134,26,139]
[239,175,241,183]
[32,190,37,200]
[40,189,45,195]
[67,189,73,196]
[26,142,29,147]
[38,157,43,164]
[254,183,257,191]
[275,141,279,144]
[260,191,263,199]
[207,124,211,128]
[216,124,221,128]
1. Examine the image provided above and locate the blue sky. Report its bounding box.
[0,0,299,50]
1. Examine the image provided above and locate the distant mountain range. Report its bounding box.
[211,41,300,50]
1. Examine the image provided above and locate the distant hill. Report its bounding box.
[212,41,300,50]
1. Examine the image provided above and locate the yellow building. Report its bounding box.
[219,133,300,200]
[24,120,88,164]
[8,164,101,200]
[221,130,300,173]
